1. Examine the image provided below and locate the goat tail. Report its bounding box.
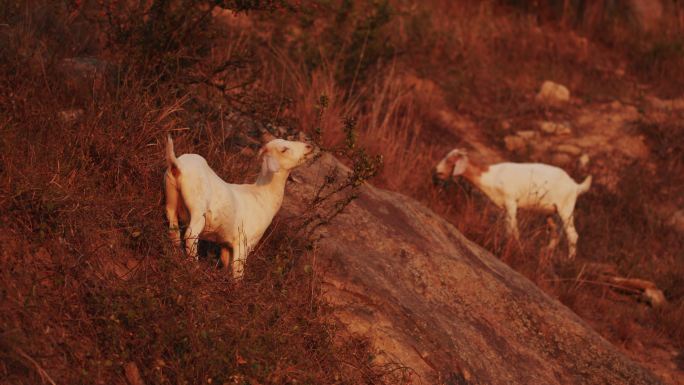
[166,134,180,177]
[577,175,592,195]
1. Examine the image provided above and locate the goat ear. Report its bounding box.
[452,155,468,176]
[263,154,281,173]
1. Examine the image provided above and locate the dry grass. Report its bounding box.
[0,2,401,384]
[2,0,684,383]
[0,70,401,383]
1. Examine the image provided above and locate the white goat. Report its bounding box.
[164,135,313,279]
[434,149,592,259]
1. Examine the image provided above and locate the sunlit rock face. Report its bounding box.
[281,153,663,385]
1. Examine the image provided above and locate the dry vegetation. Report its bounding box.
[1,0,683,383]
[0,1,396,384]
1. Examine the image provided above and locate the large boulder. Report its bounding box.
[281,153,663,385]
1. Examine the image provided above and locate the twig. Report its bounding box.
[14,347,57,385]
[545,278,642,294]
[348,27,370,98]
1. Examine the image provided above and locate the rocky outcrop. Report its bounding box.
[281,153,663,385]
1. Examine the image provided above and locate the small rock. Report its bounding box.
[642,287,667,308]
[536,81,570,105]
[530,140,551,154]
[539,121,557,134]
[555,143,582,156]
[500,120,512,131]
[579,153,590,167]
[556,124,572,136]
[610,100,622,110]
[551,153,572,166]
[516,130,537,140]
[504,135,527,154]
[539,121,572,136]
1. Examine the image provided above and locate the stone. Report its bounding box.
[516,130,537,140]
[536,81,570,105]
[504,135,527,154]
[539,121,572,136]
[556,124,573,136]
[642,288,667,308]
[539,121,557,134]
[555,143,583,156]
[579,153,591,167]
[551,153,572,167]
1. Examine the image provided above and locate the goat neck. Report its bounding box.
[461,159,489,186]
[255,168,290,207]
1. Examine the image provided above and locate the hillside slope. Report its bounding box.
[2,1,683,383]
[281,153,663,385]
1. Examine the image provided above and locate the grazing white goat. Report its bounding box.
[164,135,314,279]
[434,149,592,259]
